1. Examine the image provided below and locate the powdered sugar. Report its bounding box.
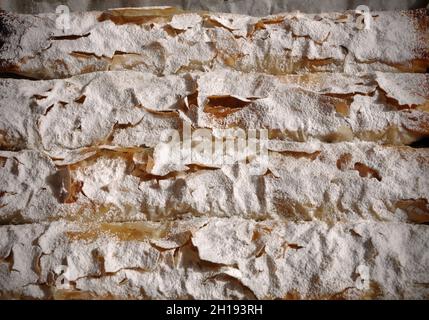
[0,8,428,300]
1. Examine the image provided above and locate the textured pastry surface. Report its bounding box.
[1,8,428,78]
[0,8,428,299]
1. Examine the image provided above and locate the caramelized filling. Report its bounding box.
[97,7,183,25]
[395,198,429,223]
[279,150,321,161]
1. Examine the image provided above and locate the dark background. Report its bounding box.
[1,0,428,15]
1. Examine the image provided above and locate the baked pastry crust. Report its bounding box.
[0,71,427,158]
[0,8,428,79]
[1,218,428,299]
[0,8,428,300]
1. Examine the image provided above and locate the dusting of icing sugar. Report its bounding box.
[0,8,428,300]
[1,9,427,78]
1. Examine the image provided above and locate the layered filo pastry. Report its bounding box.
[0,7,428,299]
